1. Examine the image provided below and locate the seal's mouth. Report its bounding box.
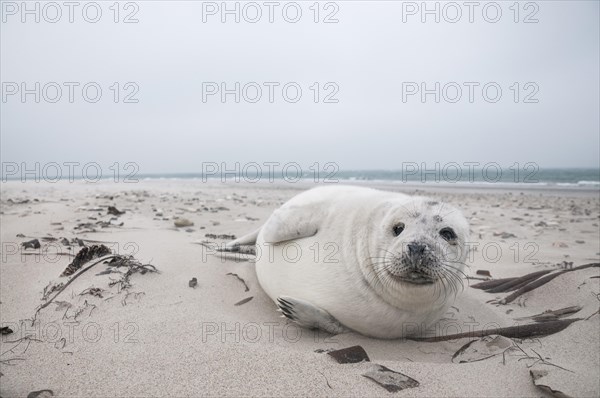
[389,270,436,285]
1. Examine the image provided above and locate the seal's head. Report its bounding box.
[366,197,470,308]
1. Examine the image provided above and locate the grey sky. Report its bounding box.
[1,1,599,174]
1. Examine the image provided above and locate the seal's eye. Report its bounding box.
[392,223,405,236]
[439,227,457,243]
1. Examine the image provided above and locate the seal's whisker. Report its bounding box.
[440,268,458,298]
[440,208,458,219]
[443,263,469,282]
[364,259,395,292]
[437,271,449,302]
[436,202,446,219]
[439,265,465,295]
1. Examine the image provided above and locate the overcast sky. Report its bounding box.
[1,1,599,174]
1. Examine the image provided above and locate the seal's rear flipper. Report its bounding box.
[215,245,256,256]
[225,228,261,248]
[276,296,348,335]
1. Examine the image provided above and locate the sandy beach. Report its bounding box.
[1,179,598,397]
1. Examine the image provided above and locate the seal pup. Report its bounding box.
[226,185,470,339]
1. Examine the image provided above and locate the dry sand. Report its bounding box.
[1,180,598,397]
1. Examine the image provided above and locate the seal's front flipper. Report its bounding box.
[262,206,322,244]
[276,296,348,335]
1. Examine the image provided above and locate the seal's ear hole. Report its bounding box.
[392,223,405,236]
[439,227,457,243]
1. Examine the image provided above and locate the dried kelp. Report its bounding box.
[327,345,370,364]
[471,263,599,304]
[408,318,581,342]
[27,390,54,398]
[234,297,253,306]
[362,365,419,392]
[107,206,125,216]
[0,327,14,335]
[61,245,112,276]
[226,273,250,292]
[35,246,157,320]
[514,306,582,323]
[451,335,513,363]
[21,239,41,249]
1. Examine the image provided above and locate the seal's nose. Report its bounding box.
[408,242,426,256]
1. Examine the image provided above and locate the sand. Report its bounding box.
[1,180,598,397]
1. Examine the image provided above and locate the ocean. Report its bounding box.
[2,165,599,188]
[134,168,600,187]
